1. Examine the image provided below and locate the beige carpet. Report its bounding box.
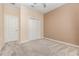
[0,39,79,56]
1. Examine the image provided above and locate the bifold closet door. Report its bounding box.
[28,18,41,40]
[4,15,19,42]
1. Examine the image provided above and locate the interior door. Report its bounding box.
[4,15,19,42]
[29,17,41,40]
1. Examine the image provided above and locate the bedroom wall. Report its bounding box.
[4,4,20,42]
[20,5,44,43]
[44,4,79,45]
[0,4,20,49]
[0,4,43,49]
[4,4,20,16]
[0,4,4,50]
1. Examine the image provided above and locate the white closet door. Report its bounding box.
[4,15,19,42]
[29,18,41,40]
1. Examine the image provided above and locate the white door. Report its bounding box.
[29,17,41,40]
[4,15,19,42]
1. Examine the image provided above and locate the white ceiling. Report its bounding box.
[23,3,65,14]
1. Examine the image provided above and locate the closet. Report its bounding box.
[4,4,20,42]
[28,17,41,41]
[0,4,43,49]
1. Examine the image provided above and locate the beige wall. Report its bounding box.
[44,4,79,45]
[4,4,20,41]
[0,4,20,49]
[20,5,44,43]
[0,3,44,49]
[4,4,20,16]
[0,4,43,49]
[0,4,4,50]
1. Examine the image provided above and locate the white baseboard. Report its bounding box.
[44,37,79,48]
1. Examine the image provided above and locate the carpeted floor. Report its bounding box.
[0,39,79,56]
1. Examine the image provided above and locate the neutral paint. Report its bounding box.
[0,4,20,49]
[0,4,44,49]
[44,4,79,45]
[20,5,44,43]
[4,4,20,42]
[0,4,4,50]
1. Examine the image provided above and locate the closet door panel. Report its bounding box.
[28,17,41,40]
[4,15,19,42]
